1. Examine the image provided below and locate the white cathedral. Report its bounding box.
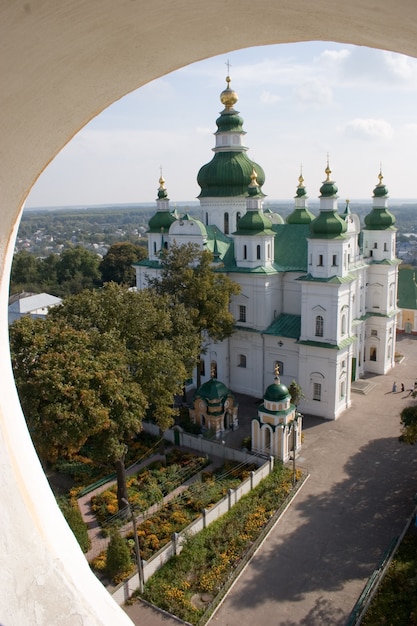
[135,75,400,420]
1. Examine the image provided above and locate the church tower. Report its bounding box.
[297,163,354,419]
[362,170,399,373]
[197,75,265,235]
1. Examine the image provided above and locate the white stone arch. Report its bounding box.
[2,2,417,623]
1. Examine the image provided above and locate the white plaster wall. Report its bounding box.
[2,1,417,623]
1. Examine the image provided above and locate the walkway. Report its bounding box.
[123,334,417,625]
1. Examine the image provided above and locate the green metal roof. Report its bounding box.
[298,336,356,350]
[264,313,301,338]
[296,273,356,284]
[272,223,310,271]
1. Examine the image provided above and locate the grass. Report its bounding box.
[361,527,417,625]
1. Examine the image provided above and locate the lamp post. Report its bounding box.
[290,412,299,486]
[121,497,144,593]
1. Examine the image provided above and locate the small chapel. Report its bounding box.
[135,73,400,421]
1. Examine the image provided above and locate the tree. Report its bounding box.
[9,315,146,471]
[105,530,132,583]
[100,242,147,286]
[288,380,304,409]
[10,249,42,293]
[399,405,417,444]
[13,282,200,507]
[147,243,240,386]
[56,245,101,293]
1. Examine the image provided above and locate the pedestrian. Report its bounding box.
[392,382,397,393]
[401,382,405,392]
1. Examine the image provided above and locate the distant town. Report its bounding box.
[17,200,417,265]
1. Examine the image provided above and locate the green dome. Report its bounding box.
[287,207,315,224]
[364,208,396,230]
[373,171,389,198]
[197,378,229,401]
[310,210,347,238]
[235,210,274,235]
[216,110,244,133]
[264,380,290,402]
[148,211,176,233]
[319,165,338,198]
[365,172,395,230]
[197,151,265,198]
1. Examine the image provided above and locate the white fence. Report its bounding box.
[112,448,274,605]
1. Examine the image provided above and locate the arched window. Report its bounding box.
[153,241,157,254]
[274,360,284,375]
[164,241,168,249]
[224,212,229,235]
[370,346,377,361]
[238,354,247,368]
[239,305,246,322]
[210,361,217,378]
[341,314,346,335]
[205,212,209,226]
[256,244,261,260]
[315,315,324,337]
[267,243,271,260]
[243,245,247,260]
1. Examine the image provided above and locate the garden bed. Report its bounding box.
[131,463,301,625]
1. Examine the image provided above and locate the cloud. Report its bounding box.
[294,81,333,108]
[314,48,351,65]
[344,118,394,140]
[260,90,281,104]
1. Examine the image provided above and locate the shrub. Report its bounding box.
[58,497,91,553]
[106,530,134,584]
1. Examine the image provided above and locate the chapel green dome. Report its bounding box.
[264,380,290,402]
[196,378,230,401]
[287,173,315,224]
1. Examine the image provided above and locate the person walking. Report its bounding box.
[392,382,397,393]
[401,382,405,392]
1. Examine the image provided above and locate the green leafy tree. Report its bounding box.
[56,245,101,293]
[288,380,304,408]
[58,497,91,553]
[147,243,240,386]
[100,242,147,286]
[48,283,199,505]
[105,530,132,582]
[399,405,417,444]
[10,249,42,293]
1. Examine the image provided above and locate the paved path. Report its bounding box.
[123,334,417,625]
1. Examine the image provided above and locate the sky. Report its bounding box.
[25,41,417,209]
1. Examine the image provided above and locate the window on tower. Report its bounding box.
[238,354,247,368]
[313,383,322,401]
[318,254,324,266]
[243,245,247,260]
[256,245,261,260]
[224,212,229,235]
[315,315,324,337]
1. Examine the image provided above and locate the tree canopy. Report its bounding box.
[10,283,200,506]
[399,405,417,444]
[148,242,240,342]
[100,242,147,286]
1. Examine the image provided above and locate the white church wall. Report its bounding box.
[229,331,264,397]
[281,273,302,315]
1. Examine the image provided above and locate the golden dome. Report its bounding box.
[220,75,238,109]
